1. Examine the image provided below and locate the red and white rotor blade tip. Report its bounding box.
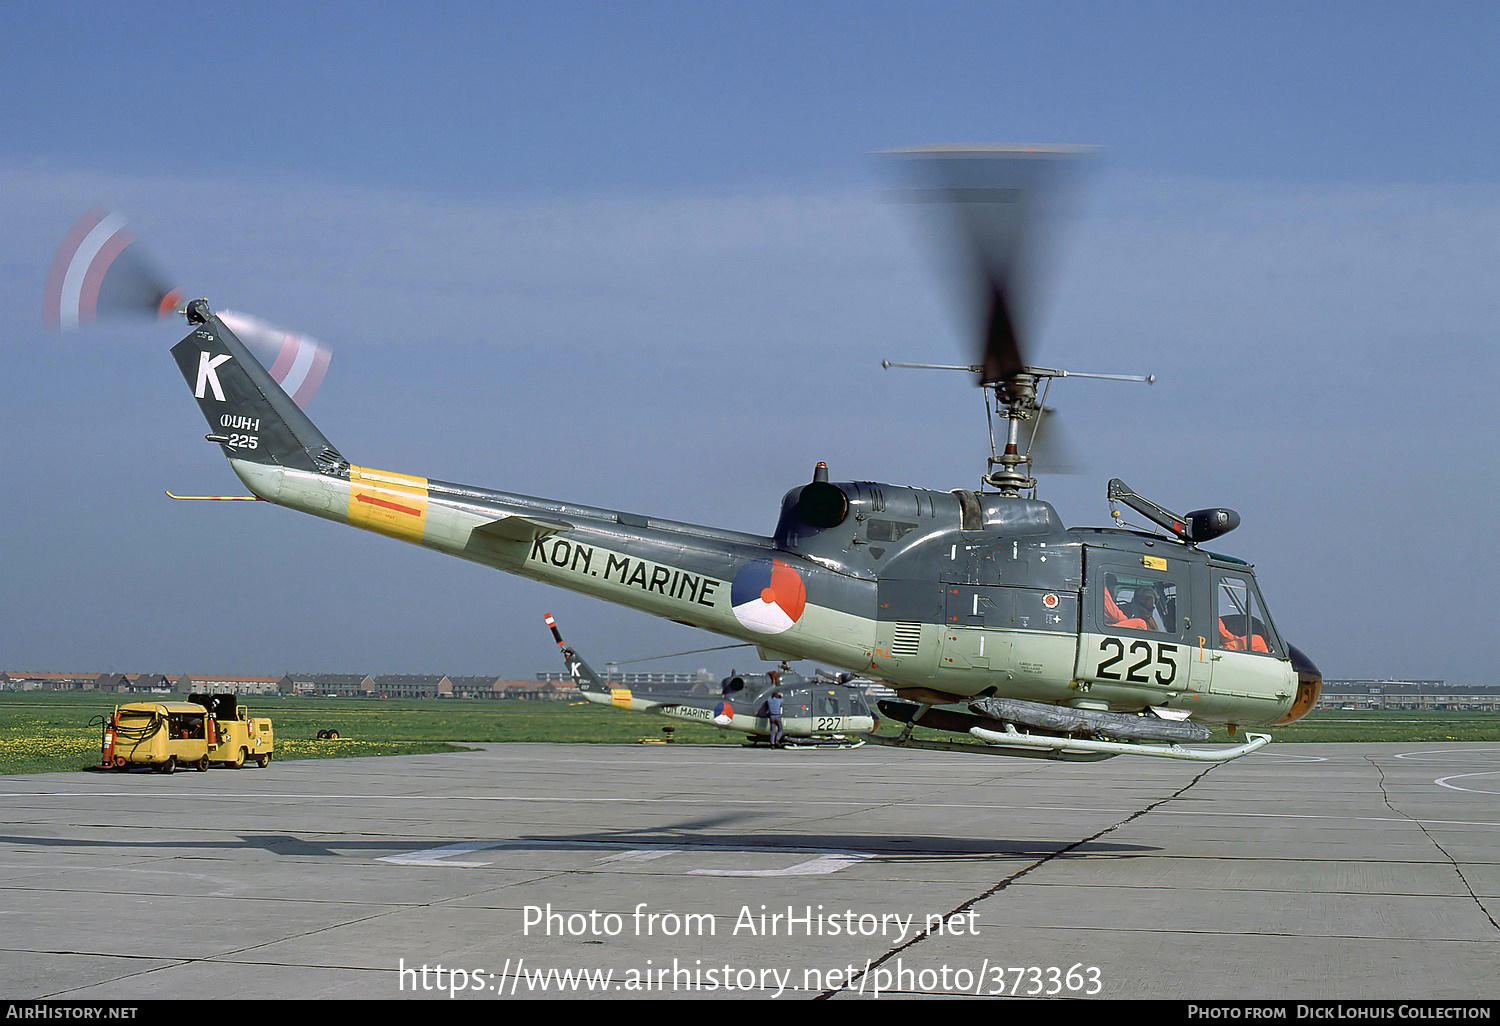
[43,208,182,330]
[45,208,333,409]
[218,310,332,409]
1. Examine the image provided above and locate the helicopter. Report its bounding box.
[50,145,1321,764]
[544,613,876,747]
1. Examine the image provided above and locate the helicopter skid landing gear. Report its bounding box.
[786,736,866,750]
[871,697,1272,762]
[741,735,866,750]
[968,725,1271,763]
[865,731,1116,762]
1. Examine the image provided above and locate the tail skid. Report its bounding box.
[165,491,260,502]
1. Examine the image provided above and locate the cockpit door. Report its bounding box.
[1077,552,1204,696]
[809,687,853,734]
[1204,566,1293,702]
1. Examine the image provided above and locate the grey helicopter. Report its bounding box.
[48,145,1321,763]
[544,613,876,748]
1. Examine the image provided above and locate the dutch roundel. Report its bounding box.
[730,558,807,635]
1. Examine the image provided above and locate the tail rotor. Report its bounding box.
[43,207,181,331]
[44,208,332,410]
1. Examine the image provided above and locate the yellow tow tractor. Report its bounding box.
[192,693,274,769]
[99,694,273,772]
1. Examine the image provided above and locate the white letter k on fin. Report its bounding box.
[195,352,232,401]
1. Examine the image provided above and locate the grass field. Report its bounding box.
[0,692,730,775]
[2,691,1498,775]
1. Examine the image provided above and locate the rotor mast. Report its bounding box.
[883,361,1154,497]
[987,372,1037,496]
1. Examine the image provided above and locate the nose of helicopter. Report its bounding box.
[1273,644,1323,724]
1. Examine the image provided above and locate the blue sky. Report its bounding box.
[3,1,1499,683]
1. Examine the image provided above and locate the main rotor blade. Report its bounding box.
[1025,406,1082,476]
[888,145,1093,387]
[609,641,755,667]
[981,280,1023,384]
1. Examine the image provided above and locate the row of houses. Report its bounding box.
[7,670,1499,709]
[1319,681,1500,711]
[0,671,577,700]
[281,673,571,700]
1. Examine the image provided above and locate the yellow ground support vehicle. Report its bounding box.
[99,695,273,772]
[193,693,274,769]
[100,701,213,773]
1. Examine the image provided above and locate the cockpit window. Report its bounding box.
[1214,574,1278,656]
[1103,573,1177,634]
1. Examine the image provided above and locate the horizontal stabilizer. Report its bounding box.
[474,515,573,542]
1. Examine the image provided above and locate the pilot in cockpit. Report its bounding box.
[1120,587,1162,632]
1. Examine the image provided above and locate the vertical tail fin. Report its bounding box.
[170,299,347,476]
[545,613,609,694]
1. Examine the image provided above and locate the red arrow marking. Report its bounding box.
[356,493,421,517]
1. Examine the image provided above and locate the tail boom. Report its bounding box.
[172,303,880,673]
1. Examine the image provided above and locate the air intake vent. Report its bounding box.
[316,447,351,477]
[891,622,923,658]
